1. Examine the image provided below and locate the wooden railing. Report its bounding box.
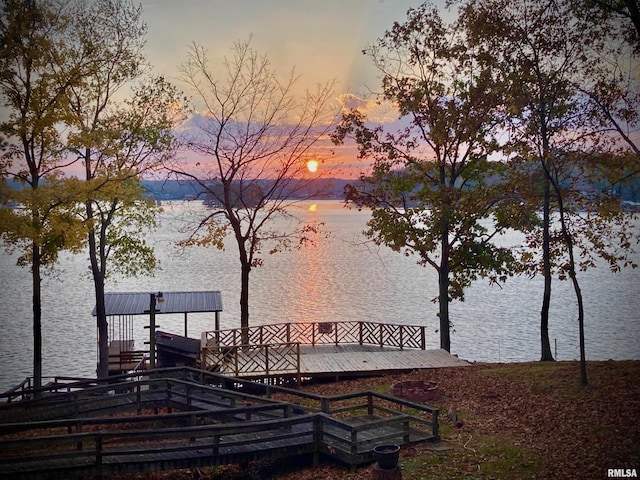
[0,367,439,478]
[0,413,319,478]
[199,321,426,377]
[201,341,300,377]
[0,376,287,424]
[205,321,427,350]
[108,350,147,373]
[151,368,440,447]
[0,376,97,403]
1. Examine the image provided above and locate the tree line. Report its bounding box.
[333,0,639,386]
[1,0,638,390]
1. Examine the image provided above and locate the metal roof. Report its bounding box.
[92,291,223,316]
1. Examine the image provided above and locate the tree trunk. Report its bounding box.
[437,162,451,353]
[84,146,109,379]
[540,176,555,361]
[570,267,587,385]
[31,241,42,392]
[239,258,251,345]
[89,228,109,379]
[555,185,588,385]
[85,169,110,379]
[94,278,109,379]
[438,266,450,352]
[439,221,451,352]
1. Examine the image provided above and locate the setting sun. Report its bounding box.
[306,159,319,173]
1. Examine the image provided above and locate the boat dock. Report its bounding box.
[0,319,469,478]
[97,292,470,379]
[199,321,469,380]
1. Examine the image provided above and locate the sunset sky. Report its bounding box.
[140,0,451,177]
[142,0,449,96]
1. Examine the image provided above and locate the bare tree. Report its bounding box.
[170,39,337,342]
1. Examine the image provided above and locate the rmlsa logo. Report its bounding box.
[608,469,638,478]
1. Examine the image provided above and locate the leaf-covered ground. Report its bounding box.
[116,360,640,480]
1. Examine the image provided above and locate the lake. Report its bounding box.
[1,200,638,392]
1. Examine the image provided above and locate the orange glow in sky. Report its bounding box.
[134,1,455,181]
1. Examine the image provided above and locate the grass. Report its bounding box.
[398,433,540,480]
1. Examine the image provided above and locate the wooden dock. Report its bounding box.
[298,345,469,376]
[200,321,470,379]
[0,321,470,478]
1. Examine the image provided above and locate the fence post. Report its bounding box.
[212,435,220,455]
[296,344,301,384]
[351,428,358,454]
[359,322,363,345]
[403,418,410,443]
[321,397,330,414]
[399,325,404,350]
[421,327,426,350]
[432,409,440,438]
[367,393,374,415]
[95,435,102,467]
[379,323,384,347]
[312,415,321,467]
[76,420,83,451]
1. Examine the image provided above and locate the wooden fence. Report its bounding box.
[201,341,301,378]
[205,321,427,350]
[200,321,427,376]
[0,367,440,478]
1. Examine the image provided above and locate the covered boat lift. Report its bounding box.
[92,291,223,374]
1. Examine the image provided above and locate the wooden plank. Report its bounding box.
[297,346,469,375]
[0,367,443,479]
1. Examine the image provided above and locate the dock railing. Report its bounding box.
[200,340,300,378]
[206,321,427,350]
[0,412,319,478]
[200,321,427,376]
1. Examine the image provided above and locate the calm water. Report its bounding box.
[1,200,639,392]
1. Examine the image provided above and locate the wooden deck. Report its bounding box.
[298,345,469,376]
[200,321,470,379]
[0,321,470,478]
[0,368,441,479]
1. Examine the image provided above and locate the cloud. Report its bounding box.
[338,93,398,124]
